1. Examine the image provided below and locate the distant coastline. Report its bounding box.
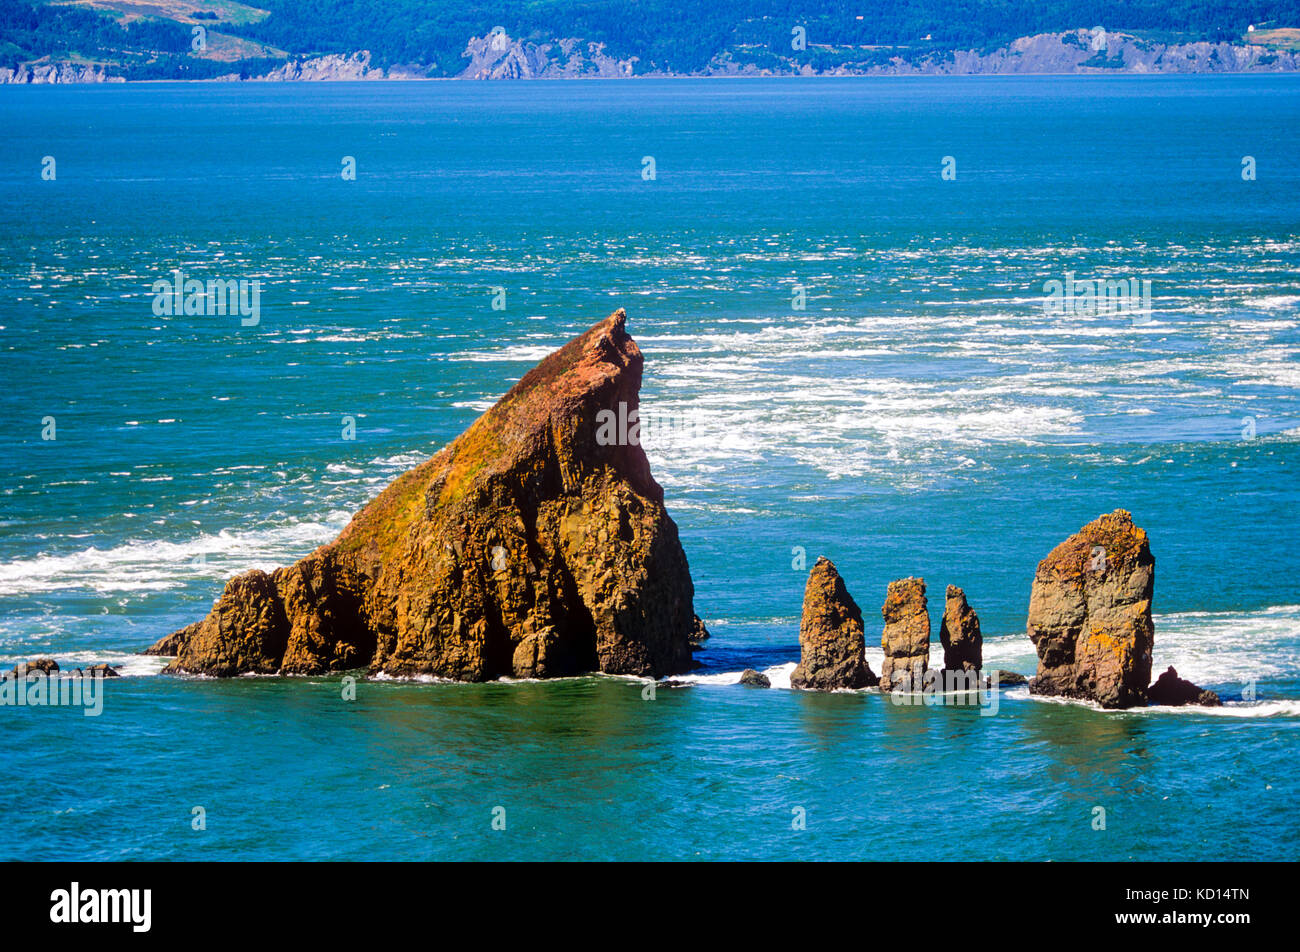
[4,28,1300,84]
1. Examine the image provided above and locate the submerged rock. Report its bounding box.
[993,670,1028,686]
[880,577,930,692]
[85,664,120,678]
[1147,666,1221,707]
[7,658,59,678]
[790,557,878,690]
[149,310,703,681]
[939,584,982,674]
[738,668,771,688]
[1027,510,1154,709]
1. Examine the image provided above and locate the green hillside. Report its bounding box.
[4,0,1300,79]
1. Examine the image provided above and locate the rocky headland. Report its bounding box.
[149,309,704,681]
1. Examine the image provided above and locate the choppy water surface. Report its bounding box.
[0,77,1297,860]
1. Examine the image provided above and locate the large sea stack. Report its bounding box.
[879,577,930,692]
[1026,510,1154,709]
[790,557,878,690]
[149,309,704,680]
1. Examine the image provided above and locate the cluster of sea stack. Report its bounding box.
[142,311,1220,710]
[763,507,1220,708]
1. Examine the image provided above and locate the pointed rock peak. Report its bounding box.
[940,584,982,673]
[804,558,858,627]
[334,308,656,565]
[150,308,700,682]
[791,557,878,691]
[810,555,839,580]
[502,307,634,409]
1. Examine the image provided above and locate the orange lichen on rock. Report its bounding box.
[880,576,930,692]
[150,309,703,681]
[1026,509,1154,709]
[790,557,878,691]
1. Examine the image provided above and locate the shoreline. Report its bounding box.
[6,67,1300,86]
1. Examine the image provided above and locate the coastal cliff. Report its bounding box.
[7,26,1298,83]
[459,34,637,79]
[0,61,124,84]
[150,309,703,680]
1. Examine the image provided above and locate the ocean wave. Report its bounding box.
[1019,691,1300,718]
[0,651,168,678]
[0,518,349,597]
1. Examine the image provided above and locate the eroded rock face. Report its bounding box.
[143,626,191,657]
[939,584,982,673]
[151,310,702,681]
[459,32,638,79]
[790,557,878,690]
[1027,510,1154,709]
[880,577,929,692]
[1148,666,1221,707]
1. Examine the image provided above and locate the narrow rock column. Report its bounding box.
[880,577,930,692]
[790,557,878,690]
[939,584,982,679]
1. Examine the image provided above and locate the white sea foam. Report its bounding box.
[446,344,558,363]
[1020,690,1300,718]
[0,651,168,678]
[1150,604,1300,686]
[0,517,349,597]
[765,661,797,690]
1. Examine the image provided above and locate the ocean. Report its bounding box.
[0,75,1297,860]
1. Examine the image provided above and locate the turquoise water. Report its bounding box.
[1,77,1297,860]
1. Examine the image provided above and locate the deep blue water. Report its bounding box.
[0,76,1297,860]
